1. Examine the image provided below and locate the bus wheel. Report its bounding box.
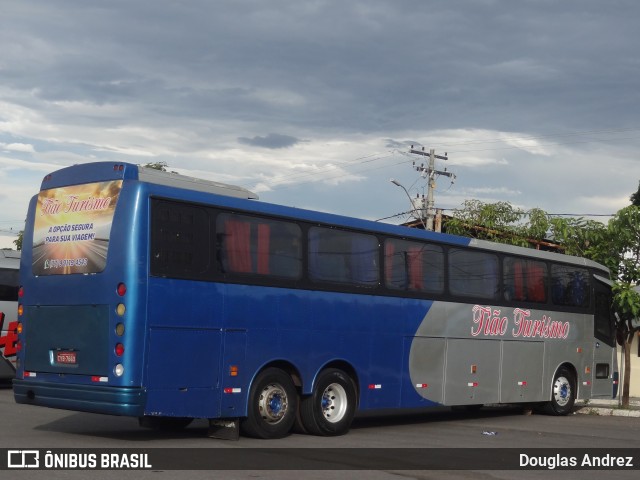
[241,368,297,439]
[299,368,356,436]
[544,367,576,416]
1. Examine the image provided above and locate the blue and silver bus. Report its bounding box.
[13,162,618,438]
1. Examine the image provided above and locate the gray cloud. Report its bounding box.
[0,0,638,241]
[238,134,302,149]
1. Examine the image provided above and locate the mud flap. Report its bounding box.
[208,418,240,441]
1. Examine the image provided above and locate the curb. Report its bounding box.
[574,406,640,417]
[574,400,640,417]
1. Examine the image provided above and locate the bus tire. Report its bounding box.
[543,366,576,416]
[299,368,356,436]
[240,367,297,439]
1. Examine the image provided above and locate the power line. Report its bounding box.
[379,208,617,221]
[241,152,398,190]
[242,127,640,193]
[426,126,640,150]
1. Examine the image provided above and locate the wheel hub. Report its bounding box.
[259,384,289,424]
[321,383,348,424]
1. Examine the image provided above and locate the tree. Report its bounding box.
[13,230,23,251]
[589,205,640,407]
[142,161,177,173]
[143,161,169,171]
[445,200,607,253]
[630,181,640,207]
[445,200,550,247]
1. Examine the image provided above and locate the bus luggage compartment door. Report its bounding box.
[499,341,544,403]
[145,327,222,418]
[444,338,500,405]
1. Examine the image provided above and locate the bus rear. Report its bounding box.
[14,162,257,421]
[13,163,152,415]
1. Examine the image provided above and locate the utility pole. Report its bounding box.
[408,146,456,231]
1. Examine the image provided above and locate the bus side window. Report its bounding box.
[503,257,547,303]
[449,249,499,300]
[216,213,302,279]
[308,227,378,287]
[150,201,210,278]
[551,265,590,308]
[384,239,444,294]
[269,223,302,279]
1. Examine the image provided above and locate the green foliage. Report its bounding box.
[446,200,606,253]
[604,206,640,283]
[612,283,640,322]
[446,200,534,247]
[143,161,169,171]
[630,181,640,207]
[13,230,23,251]
[548,216,608,259]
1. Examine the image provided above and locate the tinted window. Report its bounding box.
[384,239,444,294]
[216,213,302,279]
[551,265,590,307]
[0,268,19,301]
[503,257,547,303]
[150,200,210,278]
[594,290,615,343]
[449,249,499,300]
[308,227,378,286]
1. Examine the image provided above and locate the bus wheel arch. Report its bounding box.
[298,365,358,436]
[240,365,299,439]
[543,363,577,416]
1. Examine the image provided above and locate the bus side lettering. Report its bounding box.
[471,306,570,340]
[471,305,508,337]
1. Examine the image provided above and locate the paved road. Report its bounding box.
[1,386,639,479]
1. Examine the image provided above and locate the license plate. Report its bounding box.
[56,351,77,365]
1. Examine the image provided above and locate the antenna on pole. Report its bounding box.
[404,145,456,230]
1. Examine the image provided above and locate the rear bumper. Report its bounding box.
[13,379,145,417]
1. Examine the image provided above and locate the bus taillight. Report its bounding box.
[18,286,24,298]
[117,283,127,296]
[115,323,125,336]
[115,343,124,357]
[18,304,23,316]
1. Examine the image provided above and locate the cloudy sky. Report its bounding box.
[1,0,639,248]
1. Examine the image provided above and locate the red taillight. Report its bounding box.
[117,283,127,296]
[18,286,24,298]
[115,343,125,357]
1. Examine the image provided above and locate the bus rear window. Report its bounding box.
[32,180,122,275]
